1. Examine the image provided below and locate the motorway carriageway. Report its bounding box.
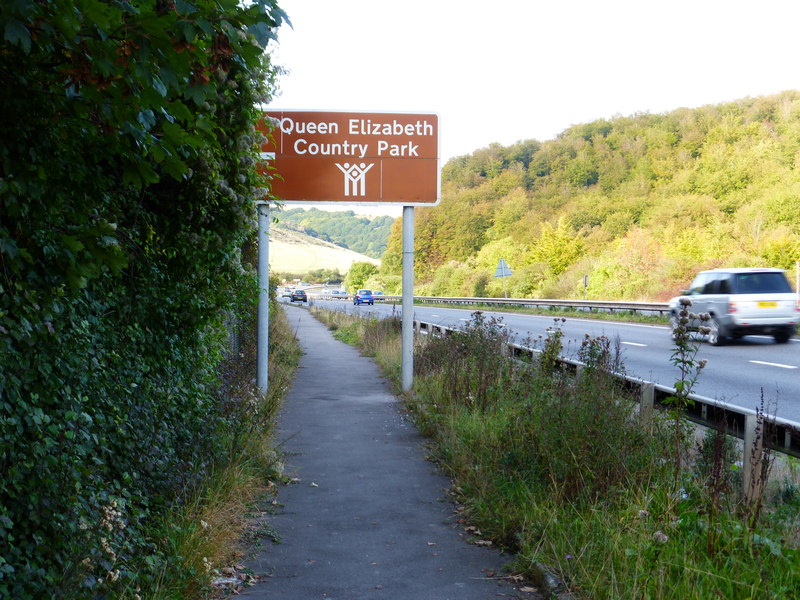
[300,298,800,424]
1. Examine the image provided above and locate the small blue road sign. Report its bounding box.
[494,258,512,278]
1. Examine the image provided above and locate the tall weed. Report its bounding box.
[408,312,800,599]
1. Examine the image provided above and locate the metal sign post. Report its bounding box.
[401,206,415,392]
[257,202,270,395]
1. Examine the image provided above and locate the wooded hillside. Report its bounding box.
[379,91,800,300]
[275,207,394,258]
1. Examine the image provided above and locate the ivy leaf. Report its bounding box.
[0,236,20,259]
[151,75,167,97]
[137,109,156,130]
[175,0,198,14]
[168,100,193,123]
[162,121,187,146]
[247,21,274,48]
[59,235,85,254]
[184,85,207,107]
[3,18,31,54]
[163,155,189,181]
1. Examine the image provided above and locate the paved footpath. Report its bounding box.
[240,305,538,600]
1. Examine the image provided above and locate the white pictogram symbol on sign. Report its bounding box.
[335,162,374,196]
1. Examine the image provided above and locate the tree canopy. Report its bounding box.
[380,92,800,300]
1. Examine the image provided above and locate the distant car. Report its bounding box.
[668,268,798,345]
[354,289,374,306]
[331,289,347,299]
[290,289,307,303]
[372,290,385,301]
[281,288,292,298]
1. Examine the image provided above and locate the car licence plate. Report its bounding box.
[757,301,778,308]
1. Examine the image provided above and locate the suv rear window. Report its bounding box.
[732,272,792,294]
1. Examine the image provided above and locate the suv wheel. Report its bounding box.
[774,329,792,344]
[707,317,725,346]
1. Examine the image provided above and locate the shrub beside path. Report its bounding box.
[239,305,539,599]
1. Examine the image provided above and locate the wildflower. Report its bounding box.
[200,520,209,530]
[101,537,117,562]
[653,530,669,544]
[637,509,650,519]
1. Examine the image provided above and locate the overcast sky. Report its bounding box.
[266,0,800,214]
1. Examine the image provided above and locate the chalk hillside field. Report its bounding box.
[269,226,380,273]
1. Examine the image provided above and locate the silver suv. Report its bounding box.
[669,268,798,345]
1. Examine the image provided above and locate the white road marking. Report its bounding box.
[749,360,798,370]
[621,342,647,347]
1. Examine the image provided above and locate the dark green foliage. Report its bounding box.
[276,207,395,258]
[0,1,285,597]
[343,261,378,292]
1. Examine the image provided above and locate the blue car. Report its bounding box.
[354,289,374,306]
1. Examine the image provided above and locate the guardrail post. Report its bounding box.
[639,382,655,426]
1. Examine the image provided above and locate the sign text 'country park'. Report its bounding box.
[258,111,440,205]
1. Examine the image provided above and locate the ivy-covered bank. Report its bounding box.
[0,1,286,597]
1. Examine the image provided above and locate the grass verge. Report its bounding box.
[138,302,302,600]
[311,307,800,600]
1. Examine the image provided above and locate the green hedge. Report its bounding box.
[0,1,285,597]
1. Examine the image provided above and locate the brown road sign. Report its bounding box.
[258,111,440,205]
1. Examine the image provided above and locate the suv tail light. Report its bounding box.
[728,301,737,313]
